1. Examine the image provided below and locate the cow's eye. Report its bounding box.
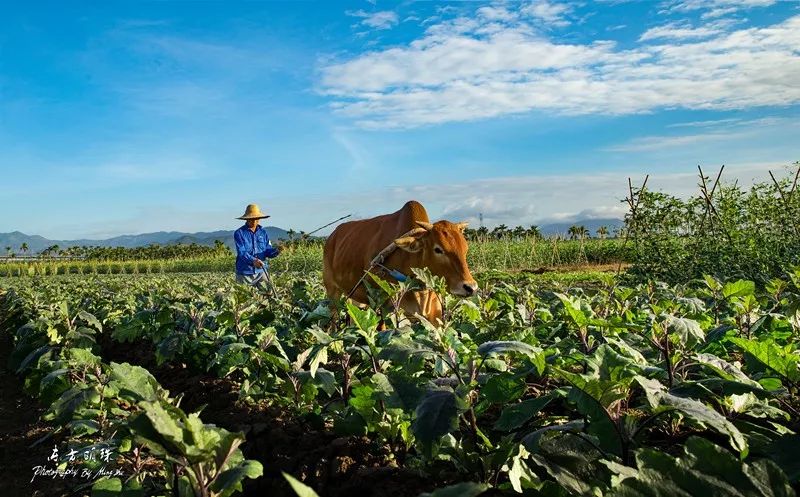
[434,246,444,254]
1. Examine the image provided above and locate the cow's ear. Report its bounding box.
[455,222,469,231]
[395,236,424,253]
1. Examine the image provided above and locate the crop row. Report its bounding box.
[0,238,629,277]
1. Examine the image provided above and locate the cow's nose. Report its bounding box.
[463,283,475,296]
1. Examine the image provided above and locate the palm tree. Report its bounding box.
[492,224,509,240]
[5,246,11,257]
[527,225,542,240]
[287,229,296,241]
[21,242,29,257]
[596,225,609,239]
[567,225,580,240]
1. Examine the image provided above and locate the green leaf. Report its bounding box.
[494,395,554,431]
[91,477,143,497]
[379,339,435,363]
[663,315,704,345]
[587,344,642,382]
[112,318,145,343]
[45,386,100,424]
[555,293,590,328]
[78,310,103,332]
[730,338,800,384]
[367,272,396,297]
[527,430,607,497]
[346,301,380,333]
[16,345,51,373]
[555,367,629,455]
[767,434,800,483]
[635,376,748,456]
[91,478,121,497]
[722,280,756,299]
[309,345,328,379]
[477,341,538,357]
[282,472,319,497]
[349,384,376,418]
[128,401,186,456]
[418,482,489,497]
[313,368,337,397]
[68,347,101,367]
[506,445,539,493]
[694,353,761,387]
[482,372,525,404]
[109,362,160,402]
[611,437,793,497]
[412,389,460,457]
[210,460,263,496]
[69,419,100,436]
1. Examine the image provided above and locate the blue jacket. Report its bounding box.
[234,224,279,275]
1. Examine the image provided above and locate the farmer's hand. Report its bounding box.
[253,258,264,268]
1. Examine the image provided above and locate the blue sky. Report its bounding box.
[1,0,798,239]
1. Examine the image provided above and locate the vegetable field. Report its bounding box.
[1,266,798,496]
[0,238,629,277]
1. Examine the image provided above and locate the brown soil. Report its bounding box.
[521,263,630,274]
[0,334,72,497]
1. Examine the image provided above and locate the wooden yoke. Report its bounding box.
[369,227,427,266]
[345,226,428,299]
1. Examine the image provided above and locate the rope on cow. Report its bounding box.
[345,226,427,299]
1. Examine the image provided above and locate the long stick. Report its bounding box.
[263,268,278,299]
[304,214,352,238]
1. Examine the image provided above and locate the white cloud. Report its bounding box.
[663,0,777,18]
[346,10,399,30]
[667,118,742,128]
[319,7,800,129]
[606,116,800,151]
[477,6,517,22]
[638,21,728,41]
[604,130,755,152]
[521,0,572,27]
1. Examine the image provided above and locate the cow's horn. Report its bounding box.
[415,221,434,231]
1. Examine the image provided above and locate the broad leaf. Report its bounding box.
[635,376,748,456]
[477,341,538,357]
[412,389,460,457]
[611,437,793,497]
[494,395,554,431]
[418,482,489,497]
[730,338,800,384]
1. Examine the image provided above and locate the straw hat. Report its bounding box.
[237,204,271,220]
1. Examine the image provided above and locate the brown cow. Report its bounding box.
[323,200,478,323]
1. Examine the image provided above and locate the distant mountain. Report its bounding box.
[0,227,290,254]
[537,218,624,237]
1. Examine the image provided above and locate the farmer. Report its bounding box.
[234,203,281,289]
